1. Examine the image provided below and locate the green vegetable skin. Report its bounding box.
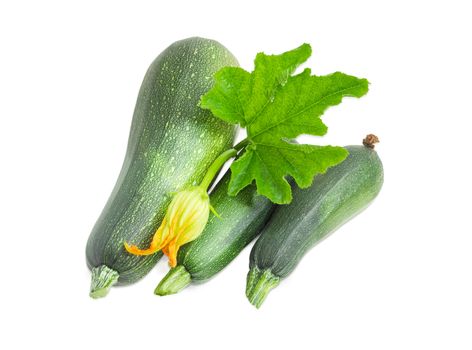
[156,170,275,295]
[246,143,384,308]
[86,37,238,298]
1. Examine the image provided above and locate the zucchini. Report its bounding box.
[246,139,384,308]
[86,37,238,298]
[155,169,275,296]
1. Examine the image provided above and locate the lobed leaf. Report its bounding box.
[201,44,369,203]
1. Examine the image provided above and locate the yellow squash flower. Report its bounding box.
[124,186,210,267]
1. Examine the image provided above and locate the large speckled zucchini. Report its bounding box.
[86,37,238,298]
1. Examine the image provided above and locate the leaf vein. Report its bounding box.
[250,82,365,139]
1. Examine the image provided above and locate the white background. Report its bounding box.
[1,0,471,349]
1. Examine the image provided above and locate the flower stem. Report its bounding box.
[234,138,250,151]
[200,148,238,190]
[199,138,250,191]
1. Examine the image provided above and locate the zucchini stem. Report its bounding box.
[246,267,280,308]
[362,134,379,149]
[155,265,191,296]
[90,265,119,299]
[200,148,238,191]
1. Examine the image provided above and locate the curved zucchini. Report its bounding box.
[155,170,275,296]
[86,37,238,298]
[246,142,384,308]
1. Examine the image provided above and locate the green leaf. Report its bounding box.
[199,67,251,126]
[228,141,348,204]
[200,43,311,127]
[201,44,369,204]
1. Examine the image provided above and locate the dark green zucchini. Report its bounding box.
[86,37,238,298]
[246,140,384,308]
[155,169,276,296]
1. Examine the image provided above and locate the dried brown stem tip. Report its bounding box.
[363,134,380,149]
